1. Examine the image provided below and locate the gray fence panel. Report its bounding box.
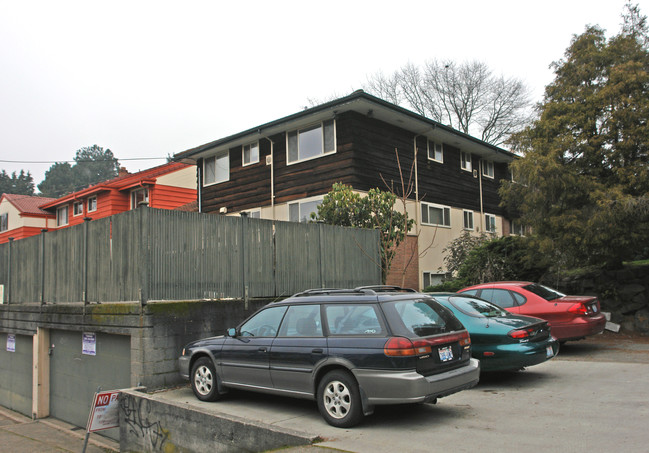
[0,208,381,303]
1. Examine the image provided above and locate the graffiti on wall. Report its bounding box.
[119,393,170,451]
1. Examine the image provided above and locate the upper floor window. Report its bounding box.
[289,198,322,223]
[421,202,450,227]
[427,140,443,163]
[287,120,336,164]
[485,214,497,233]
[0,213,8,232]
[463,210,474,230]
[204,151,230,186]
[131,188,149,209]
[88,197,97,212]
[57,206,69,227]
[482,160,494,178]
[242,142,259,166]
[73,201,83,216]
[460,151,472,172]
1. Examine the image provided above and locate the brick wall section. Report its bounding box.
[386,235,420,290]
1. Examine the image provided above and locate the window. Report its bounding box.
[73,201,83,216]
[427,140,443,163]
[485,214,496,233]
[289,198,322,223]
[131,188,149,209]
[423,272,445,289]
[56,206,69,226]
[463,210,474,230]
[421,202,450,227]
[287,119,335,164]
[204,151,230,185]
[278,305,322,337]
[0,213,8,232]
[510,220,525,236]
[244,209,261,219]
[482,160,494,178]
[242,142,259,166]
[460,151,472,172]
[239,306,288,337]
[325,304,385,336]
[88,197,97,212]
[479,289,519,308]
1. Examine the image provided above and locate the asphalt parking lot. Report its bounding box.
[2,332,648,453]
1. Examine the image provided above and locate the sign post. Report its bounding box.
[82,388,120,453]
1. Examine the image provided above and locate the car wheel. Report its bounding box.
[317,370,364,428]
[191,357,222,402]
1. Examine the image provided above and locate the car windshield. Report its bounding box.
[446,296,508,318]
[383,298,464,337]
[523,283,566,301]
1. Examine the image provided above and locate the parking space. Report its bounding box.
[161,334,649,452]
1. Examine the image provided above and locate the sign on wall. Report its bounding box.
[82,332,96,356]
[6,334,15,352]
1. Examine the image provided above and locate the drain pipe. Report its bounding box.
[479,159,484,231]
[262,136,275,221]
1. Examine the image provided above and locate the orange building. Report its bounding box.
[0,194,57,243]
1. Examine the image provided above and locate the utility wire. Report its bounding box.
[0,157,168,164]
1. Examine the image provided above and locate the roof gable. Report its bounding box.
[1,194,56,216]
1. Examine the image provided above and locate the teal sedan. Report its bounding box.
[431,293,559,372]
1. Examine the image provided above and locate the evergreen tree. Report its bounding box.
[501,3,649,267]
[0,169,35,195]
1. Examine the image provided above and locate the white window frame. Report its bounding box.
[460,151,472,172]
[56,206,69,227]
[427,139,443,163]
[242,142,259,166]
[203,150,230,186]
[485,213,497,233]
[288,197,323,223]
[511,220,525,236]
[421,202,451,228]
[463,210,474,230]
[423,271,446,289]
[243,209,261,219]
[73,200,83,216]
[0,213,8,232]
[482,160,494,178]
[130,187,149,209]
[88,196,97,212]
[286,119,336,165]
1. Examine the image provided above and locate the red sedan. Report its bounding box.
[458,282,606,342]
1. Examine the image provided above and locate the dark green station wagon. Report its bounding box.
[179,286,480,427]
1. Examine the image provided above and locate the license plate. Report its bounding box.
[438,346,454,362]
[546,345,554,357]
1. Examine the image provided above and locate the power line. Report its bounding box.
[0,157,168,164]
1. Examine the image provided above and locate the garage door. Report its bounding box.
[50,330,130,438]
[0,333,33,416]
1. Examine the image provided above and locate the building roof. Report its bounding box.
[39,161,193,210]
[1,193,56,216]
[176,90,517,164]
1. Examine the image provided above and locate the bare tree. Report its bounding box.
[364,60,533,146]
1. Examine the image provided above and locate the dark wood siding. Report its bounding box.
[199,110,509,216]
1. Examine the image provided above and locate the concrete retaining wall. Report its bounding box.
[119,389,314,452]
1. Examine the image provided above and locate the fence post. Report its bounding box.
[240,212,249,309]
[83,218,92,305]
[139,207,150,306]
[40,231,47,305]
[7,237,13,304]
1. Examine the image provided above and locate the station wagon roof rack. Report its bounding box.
[291,285,418,298]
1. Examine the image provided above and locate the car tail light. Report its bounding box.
[508,327,534,340]
[384,331,471,357]
[568,302,588,315]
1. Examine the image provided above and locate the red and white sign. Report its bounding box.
[86,390,120,432]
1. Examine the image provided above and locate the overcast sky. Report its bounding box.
[0,0,643,189]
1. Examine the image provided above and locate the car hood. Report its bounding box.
[186,335,226,348]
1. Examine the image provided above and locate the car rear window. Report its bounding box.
[523,283,565,301]
[444,296,508,318]
[382,298,464,337]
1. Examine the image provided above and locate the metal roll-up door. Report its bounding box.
[0,333,33,416]
[50,330,130,438]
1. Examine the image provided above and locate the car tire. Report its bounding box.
[191,357,222,402]
[317,370,364,428]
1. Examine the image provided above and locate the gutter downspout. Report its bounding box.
[262,137,275,221]
[197,163,202,213]
[413,134,420,227]
[479,159,484,232]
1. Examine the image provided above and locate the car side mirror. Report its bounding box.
[227,327,237,337]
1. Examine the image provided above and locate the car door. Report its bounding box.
[220,305,287,389]
[269,304,327,394]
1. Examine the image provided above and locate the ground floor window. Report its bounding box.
[485,214,497,233]
[289,198,322,223]
[423,272,446,289]
[131,188,149,209]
